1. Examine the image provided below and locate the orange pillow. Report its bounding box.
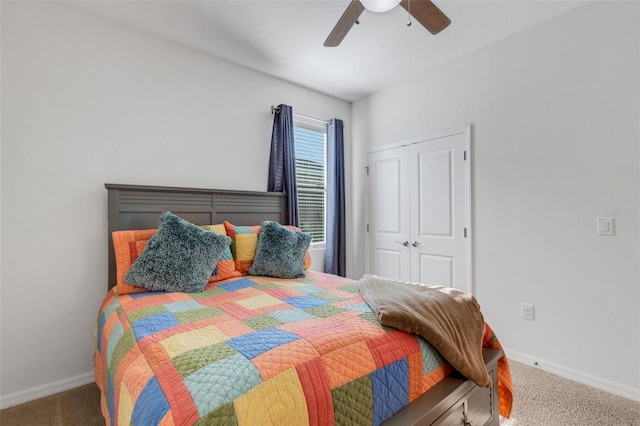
[112,229,157,295]
[223,221,311,275]
[112,225,240,294]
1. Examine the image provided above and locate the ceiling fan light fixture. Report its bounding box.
[360,0,402,13]
[324,0,451,47]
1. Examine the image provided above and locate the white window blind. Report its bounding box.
[293,117,327,245]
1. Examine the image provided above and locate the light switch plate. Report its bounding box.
[597,217,615,236]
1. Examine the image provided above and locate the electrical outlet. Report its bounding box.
[522,303,535,321]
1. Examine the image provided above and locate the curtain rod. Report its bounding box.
[270,105,330,125]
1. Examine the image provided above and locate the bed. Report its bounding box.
[95,183,512,425]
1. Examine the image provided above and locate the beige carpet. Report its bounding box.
[0,383,102,426]
[501,361,639,426]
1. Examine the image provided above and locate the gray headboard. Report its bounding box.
[106,183,287,290]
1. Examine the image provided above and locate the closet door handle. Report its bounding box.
[411,241,421,247]
[395,240,409,247]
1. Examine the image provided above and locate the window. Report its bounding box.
[293,116,327,245]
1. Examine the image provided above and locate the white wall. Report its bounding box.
[0,1,350,406]
[352,1,639,398]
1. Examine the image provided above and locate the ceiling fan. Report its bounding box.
[324,0,451,47]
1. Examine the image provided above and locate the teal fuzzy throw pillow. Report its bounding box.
[249,221,311,279]
[125,211,231,293]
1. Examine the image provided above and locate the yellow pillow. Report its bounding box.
[223,221,311,275]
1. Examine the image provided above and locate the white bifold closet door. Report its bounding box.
[367,126,471,292]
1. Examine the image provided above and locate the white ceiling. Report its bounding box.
[60,0,587,102]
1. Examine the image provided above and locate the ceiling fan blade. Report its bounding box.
[324,0,365,47]
[400,0,450,35]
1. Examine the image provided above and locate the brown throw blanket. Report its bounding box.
[359,274,491,387]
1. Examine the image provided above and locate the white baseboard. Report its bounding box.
[0,372,95,410]
[504,347,640,402]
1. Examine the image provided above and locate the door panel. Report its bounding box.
[417,253,454,287]
[367,148,411,281]
[411,132,467,290]
[417,148,453,237]
[376,249,404,281]
[375,158,402,233]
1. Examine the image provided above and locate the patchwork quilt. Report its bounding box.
[95,272,481,425]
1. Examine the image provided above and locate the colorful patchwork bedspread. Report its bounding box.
[96,272,473,425]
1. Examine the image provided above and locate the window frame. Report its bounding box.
[293,114,329,248]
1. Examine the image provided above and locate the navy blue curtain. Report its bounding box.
[268,104,299,227]
[325,118,346,276]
